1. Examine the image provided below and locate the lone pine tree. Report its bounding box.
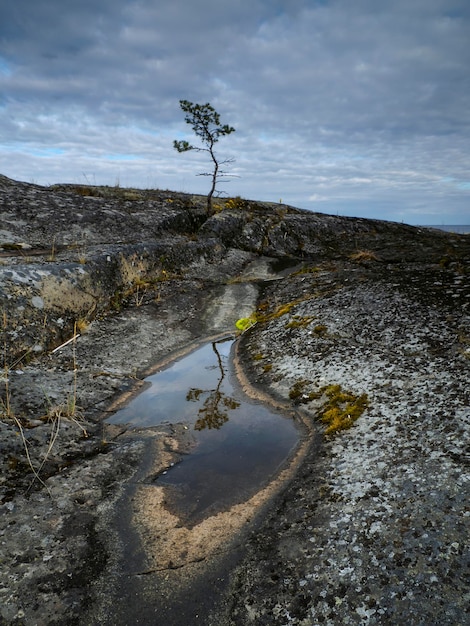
[173,100,235,215]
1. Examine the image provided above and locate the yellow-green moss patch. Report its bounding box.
[319,384,369,436]
[236,298,308,332]
[289,380,369,437]
[285,315,315,329]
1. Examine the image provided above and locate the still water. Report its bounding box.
[107,338,299,522]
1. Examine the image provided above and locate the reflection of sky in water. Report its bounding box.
[107,340,233,426]
[106,338,299,522]
[159,364,299,522]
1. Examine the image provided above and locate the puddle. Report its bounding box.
[107,338,299,524]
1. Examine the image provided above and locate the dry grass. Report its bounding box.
[1,318,86,494]
[349,250,380,263]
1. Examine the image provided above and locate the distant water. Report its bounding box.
[422,225,470,234]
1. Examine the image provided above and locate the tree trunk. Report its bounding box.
[207,144,219,215]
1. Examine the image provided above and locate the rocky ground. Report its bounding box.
[0,175,468,625]
[212,260,469,625]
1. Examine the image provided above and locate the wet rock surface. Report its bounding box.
[0,175,469,625]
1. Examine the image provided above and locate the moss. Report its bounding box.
[285,315,315,329]
[237,298,306,331]
[458,333,470,345]
[292,265,321,276]
[288,380,369,437]
[109,288,124,311]
[224,196,250,210]
[288,380,315,402]
[262,363,273,373]
[319,384,369,436]
[458,334,470,359]
[272,302,296,317]
[313,324,328,335]
[288,381,305,402]
[255,298,304,323]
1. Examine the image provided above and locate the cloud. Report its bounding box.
[0,0,469,223]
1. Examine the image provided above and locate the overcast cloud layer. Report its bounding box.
[1,0,469,224]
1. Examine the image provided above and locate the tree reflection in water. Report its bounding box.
[186,341,240,430]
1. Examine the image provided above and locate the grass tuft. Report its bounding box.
[349,250,379,263]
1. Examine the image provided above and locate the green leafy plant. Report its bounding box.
[174,100,236,215]
[235,316,257,332]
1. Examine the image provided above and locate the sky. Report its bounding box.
[1,0,469,225]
